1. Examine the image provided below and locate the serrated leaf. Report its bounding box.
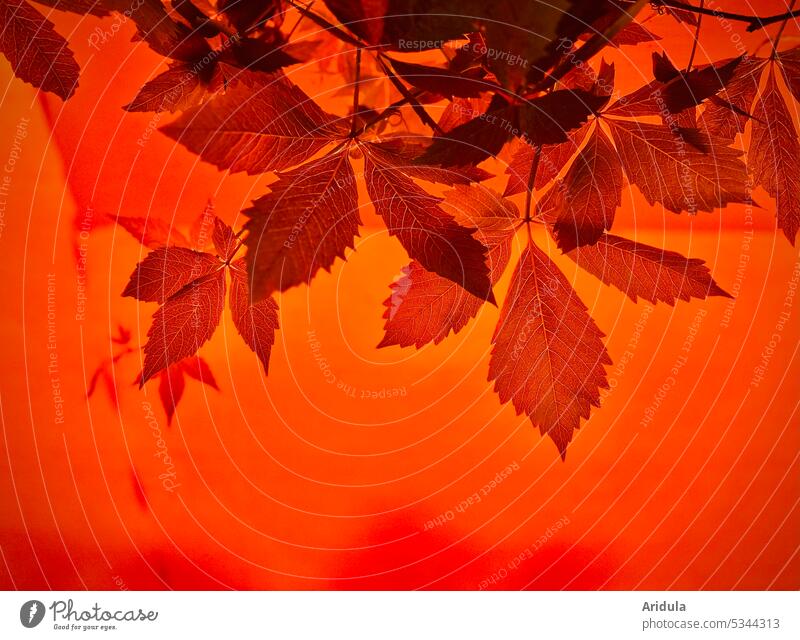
[700,56,765,141]
[229,262,280,374]
[607,119,749,213]
[0,0,80,99]
[380,184,517,348]
[539,125,622,251]
[124,62,221,113]
[161,72,347,174]
[748,69,800,244]
[114,215,190,249]
[243,149,360,299]
[489,241,610,458]
[567,233,730,304]
[212,217,238,262]
[122,247,221,303]
[140,269,227,384]
[364,145,494,302]
[606,55,742,118]
[158,357,219,425]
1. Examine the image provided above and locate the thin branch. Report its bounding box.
[285,0,364,46]
[286,0,315,39]
[686,0,704,70]
[654,0,800,32]
[378,56,445,135]
[350,47,362,137]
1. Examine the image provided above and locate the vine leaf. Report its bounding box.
[124,62,224,114]
[243,149,361,300]
[606,54,743,118]
[421,87,606,169]
[229,261,280,374]
[107,0,211,62]
[87,326,133,408]
[161,72,348,174]
[504,124,589,196]
[118,215,280,384]
[379,184,517,348]
[0,0,80,99]
[489,241,610,458]
[363,143,494,302]
[113,215,191,249]
[539,125,623,251]
[748,68,800,245]
[420,94,516,168]
[212,216,238,262]
[779,46,800,104]
[140,269,227,384]
[517,88,609,146]
[567,233,731,304]
[700,57,766,141]
[606,119,750,213]
[122,247,222,303]
[366,137,493,185]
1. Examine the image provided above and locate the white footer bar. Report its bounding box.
[1,591,797,639]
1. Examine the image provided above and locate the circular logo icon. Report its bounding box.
[20,600,45,628]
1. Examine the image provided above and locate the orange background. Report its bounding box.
[0,2,798,589]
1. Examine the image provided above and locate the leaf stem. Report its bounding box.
[523,144,543,224]
[686,0,704,70]
[350,90,424,137]
[350,47,362,137]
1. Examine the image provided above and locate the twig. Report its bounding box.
[286,0,315,39]
[772,0,798,56]
[654,0,800,32]
[285,0,363,47]
[378,56,445,135]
